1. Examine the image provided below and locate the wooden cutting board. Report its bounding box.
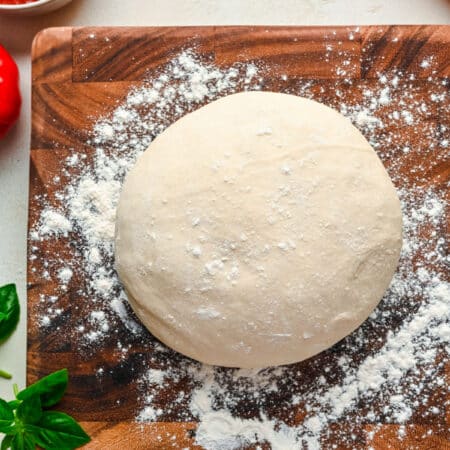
[28,26,450,449]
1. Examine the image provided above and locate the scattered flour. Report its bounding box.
[33,209,72,238]
[29,47,449,449]
[146,368,166,386]
[57,267,73,284]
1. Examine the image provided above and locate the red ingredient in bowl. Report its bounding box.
[0,0,37,4]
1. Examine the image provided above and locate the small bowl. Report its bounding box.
[0,0,72,15]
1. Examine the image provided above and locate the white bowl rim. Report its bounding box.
[0,0,56,10]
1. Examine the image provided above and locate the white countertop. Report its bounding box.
[0,0,449,400]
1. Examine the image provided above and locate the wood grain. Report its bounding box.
[72,27,216,82]
[29,26,450,449]
[80,422,201,450]
[31,82,132,149]
[212,26,361,78]
[32,28,72,83]
[360,25,450,78]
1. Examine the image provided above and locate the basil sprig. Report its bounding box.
[0,369,90,449]
[0,284,20,379]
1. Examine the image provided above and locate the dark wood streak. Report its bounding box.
[361,25,450,78]
[396,25,430,72]
[36,44,72,77]
[34,85,88,145]
[32,82,132,149]
[32,28,73,83]
[72,27,216,82]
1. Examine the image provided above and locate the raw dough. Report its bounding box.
[115,92,402,368]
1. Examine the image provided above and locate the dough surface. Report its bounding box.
[115,91,402,368]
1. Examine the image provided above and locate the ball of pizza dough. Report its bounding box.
[115,91,402,368]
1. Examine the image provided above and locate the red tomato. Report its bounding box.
[0,44,21,139]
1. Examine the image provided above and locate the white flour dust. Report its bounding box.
[32,208,72,238]
[29,41,449,450]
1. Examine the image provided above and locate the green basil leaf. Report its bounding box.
[30,434,68,450]
[16,395,42,425]
[0,399,15,434]
[0,422,16,434]
[11,433,35,450]
[27,411,90,449]
[7,400,20,410]
[0,284,20,343]
[1,435,13,450]
[10,433,22,450]
[23,435,35,450]
[17,369,68,408]
[0,399,14,420]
